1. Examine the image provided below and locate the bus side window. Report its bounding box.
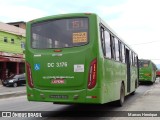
[114,37,120,61]
[136,55,138,67]
[119,41,122,62]
[130,51,132,66]
[132,52,134,66]
[121,44,125,63]
[125,46,127,63]
[104,30,111,59]
[134,53,137,67]
[134,54,137,67]
[100,27,106,56]
[111,35,115,60]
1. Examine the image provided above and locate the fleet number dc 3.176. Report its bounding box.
[47,62,67,68]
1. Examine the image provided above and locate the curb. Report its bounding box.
[0,91,26,99]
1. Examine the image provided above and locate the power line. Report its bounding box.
[150,59,160,60]
[140,59,160,60]
[130,41,160,46]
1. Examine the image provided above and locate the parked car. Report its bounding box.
[156,70,160,77]
[3,73,26,87]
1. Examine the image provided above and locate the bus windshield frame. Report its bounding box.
[31,17,89,49]
[139,60,150,68]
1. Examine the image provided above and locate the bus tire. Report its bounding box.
[131,80,137,95]
[116,83,125,107]
[135,79,138,88]
[150,81,154,85]
[131,91,135,95]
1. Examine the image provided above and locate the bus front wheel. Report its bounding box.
[116,83,125,107]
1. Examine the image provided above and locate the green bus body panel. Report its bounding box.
[27,88,102,103]
[139,59,156,83]
[26,13,138,104]
[139,67,152,81]
[29,48,90,90]
[26,13,103,103]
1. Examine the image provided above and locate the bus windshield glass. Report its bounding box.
[139,60,150,68]
[31,18,89,49]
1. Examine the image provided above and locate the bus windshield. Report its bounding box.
[31,18,89,49]
[139,60,150,68]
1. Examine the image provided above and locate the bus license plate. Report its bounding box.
[50,95,68,99]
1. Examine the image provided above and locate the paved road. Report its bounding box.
[0,80,160,120]
[0,85,26,99]
[0,85,26,93]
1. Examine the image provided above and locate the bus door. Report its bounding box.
[136,56,139,86]
[125,48,131,93]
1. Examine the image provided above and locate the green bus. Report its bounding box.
[139,59,157,84]
[25,13,139,106]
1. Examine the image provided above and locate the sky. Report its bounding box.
[0,0,160,66]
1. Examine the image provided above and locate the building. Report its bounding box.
[7,21,26,29]
[0,22,25,82]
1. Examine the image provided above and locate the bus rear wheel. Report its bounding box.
[116,83,125,107]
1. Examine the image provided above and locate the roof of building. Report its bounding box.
[0,22,25,37]
[7,21,26,24]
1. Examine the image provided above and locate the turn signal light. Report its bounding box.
[26,62,34,88]
[88,58,97,89]
[54,49,62,52]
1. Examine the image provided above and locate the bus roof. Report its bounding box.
[28,13,97,23]
[28,13,137,55]
[139,59,157,66]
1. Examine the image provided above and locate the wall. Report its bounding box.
[0,31,25,54]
